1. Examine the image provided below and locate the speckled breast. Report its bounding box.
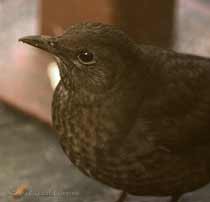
[52,83,112,178]
[52,83,210,196]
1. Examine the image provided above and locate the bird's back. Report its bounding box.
[119,47,210,195]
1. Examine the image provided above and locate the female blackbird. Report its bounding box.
[19,22,210,202]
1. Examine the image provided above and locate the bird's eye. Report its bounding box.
[77,50,96,65]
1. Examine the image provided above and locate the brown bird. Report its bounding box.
[19,22,210,202]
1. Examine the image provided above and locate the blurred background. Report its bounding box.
[0,0,210,123]
[0,0,210,202]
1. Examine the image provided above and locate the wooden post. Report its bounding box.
[40,0,175,48]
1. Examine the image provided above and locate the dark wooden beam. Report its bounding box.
[40,0,175,48]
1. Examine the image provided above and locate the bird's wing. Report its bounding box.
[137,51,210,151]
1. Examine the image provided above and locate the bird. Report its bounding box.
[19,22,210,202]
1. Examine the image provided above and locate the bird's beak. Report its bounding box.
[19,35,58,55]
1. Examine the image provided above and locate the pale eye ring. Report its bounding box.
[77,50,96,65]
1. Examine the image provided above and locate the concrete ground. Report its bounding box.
[0,101,120,202]
[1,101,210,202]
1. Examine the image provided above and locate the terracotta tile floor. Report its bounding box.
[0,0,210,123]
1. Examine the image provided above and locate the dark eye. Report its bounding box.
[77,50,96,65]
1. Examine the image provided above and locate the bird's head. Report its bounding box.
[19,22,140,94]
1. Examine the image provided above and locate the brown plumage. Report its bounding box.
[19,22,210,202]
